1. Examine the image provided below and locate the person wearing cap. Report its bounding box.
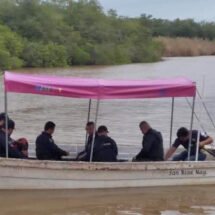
[133,121,164,162]
[165,127,213,161]
[91,125,118,162]
[76,121,97,161]
[36,121,69,160]
[0,119,26,158]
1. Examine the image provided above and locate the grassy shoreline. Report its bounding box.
[156,37,215,57]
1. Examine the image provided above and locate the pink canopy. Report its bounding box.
[4,71,196,99]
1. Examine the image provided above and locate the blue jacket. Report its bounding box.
[92,135,118,162]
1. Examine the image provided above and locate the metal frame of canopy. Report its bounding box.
[84,97,196,162]
[3,72,197,162]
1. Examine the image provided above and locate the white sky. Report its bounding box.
[99,0,215,21]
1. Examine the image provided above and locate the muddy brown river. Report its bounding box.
[0,57,215,214]
[0,186,215,214]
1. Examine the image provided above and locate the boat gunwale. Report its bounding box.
[0,158,214,171]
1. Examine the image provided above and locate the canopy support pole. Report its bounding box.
[185,98,205,132]
[188,96,196,161]
[4,89,8,158]
[85,99,92,147]
[195,131,201,161]
[169,97,175,147]
[90,99,100,162]
[195,76,205,161]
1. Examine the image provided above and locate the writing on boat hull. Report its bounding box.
[169,169,207,176]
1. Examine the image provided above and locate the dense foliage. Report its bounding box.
[0,0,164,69]
[141,15,215,40]
[0,0,215,70]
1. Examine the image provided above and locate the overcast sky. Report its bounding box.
[99,0,215,21]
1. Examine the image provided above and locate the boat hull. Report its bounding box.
[0,158,215,189]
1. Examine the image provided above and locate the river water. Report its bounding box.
[0,186,215,215]
[0,56,215,214]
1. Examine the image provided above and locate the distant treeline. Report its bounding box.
[141,15,215,40]
[0,0,215,70]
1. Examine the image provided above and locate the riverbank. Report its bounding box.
[156,37,215,57]
[2,1,215,71]
[2,33,215,73]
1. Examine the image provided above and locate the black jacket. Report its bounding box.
[135,129,164,161]
[0,130,25,158]
[92,135,118,162]
[36,132,67,160]
[173,130,209,155]
[76,134,94,161]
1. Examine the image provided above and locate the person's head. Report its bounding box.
[177,127,189,142]
[139,121,151,134]
[15,138,29,157]
[2,119,15,136]
[0,113,8,128]
[44,121,55,135]
[97,125,109,136]
[85,121,95,135]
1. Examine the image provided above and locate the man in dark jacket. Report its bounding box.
[76,121,96,161]
[36,121,68,160]
[0,119,25,158]
[92,125,118,162]
[165,127,213,161]
[133,121,164,161]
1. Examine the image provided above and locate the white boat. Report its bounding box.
[0,158,214,189]
[1,71,214,189]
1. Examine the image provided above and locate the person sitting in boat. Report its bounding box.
[133,121,164,162]
[0,119,26,158]
[92,125,118,162]
[0,114,29,157]
[165,127,213,161]
[76,121,96,161]
[12,138,29,158]
[36,121,69,160]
